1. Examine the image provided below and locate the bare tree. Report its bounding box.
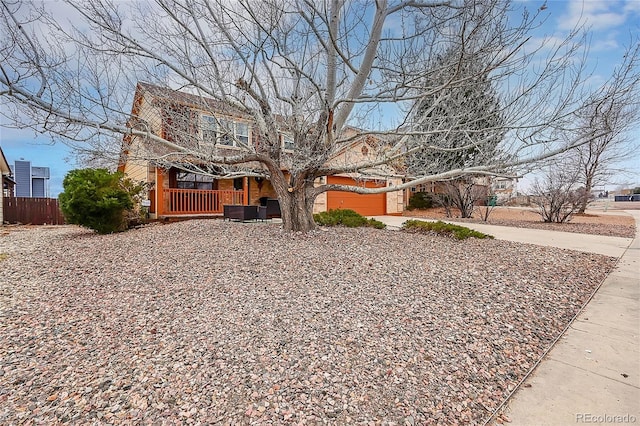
[476,192,497,222]
[1,0,638,231]
[530,165,588,223]
[567,43,640,213]
[437,177,489,219]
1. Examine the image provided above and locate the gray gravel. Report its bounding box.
[0,221,616,424]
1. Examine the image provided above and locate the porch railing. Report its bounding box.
[161,189,244,215]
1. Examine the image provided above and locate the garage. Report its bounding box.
[326,176,386,216]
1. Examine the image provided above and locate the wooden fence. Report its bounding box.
[2,197,66,225]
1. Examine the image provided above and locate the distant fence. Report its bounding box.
[615,194,640,202]
[2,197,66,225]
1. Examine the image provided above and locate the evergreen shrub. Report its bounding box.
[314,209,386,229]
[59,168,139,234]
[402,220,493,240]
[407,192,434,210]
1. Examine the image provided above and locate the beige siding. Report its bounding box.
[325,139,376,171]
[138,97,163,137]
[385,178,404,214]
[121,93,162,218]
[313,194,327,214]
[121,93,160,181]
[122,159,148,183]
[313,177,328,213]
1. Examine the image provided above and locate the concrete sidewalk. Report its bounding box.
[372,212,639,425]
[370,215,633,257]
[502,211,639,425]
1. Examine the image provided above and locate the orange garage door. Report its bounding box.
[326,176,386,216]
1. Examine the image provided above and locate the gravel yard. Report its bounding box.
[0,221,617,424]
[404,206,636,238]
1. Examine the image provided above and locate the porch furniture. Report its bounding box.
[223,205,267,222]
[259,198,281,219]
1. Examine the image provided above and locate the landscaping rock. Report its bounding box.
[0,221,616,423]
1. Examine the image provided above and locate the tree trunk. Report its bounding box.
[445,179,476,218]
[269,172,317,232]
[278,188,317,232]
[578,175,593,214]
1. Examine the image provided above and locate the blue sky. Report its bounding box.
[0,0,638,197]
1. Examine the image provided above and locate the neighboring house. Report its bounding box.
[12,159,50,198]
[404,181,449,204]
[404,177,489,205]
[405,176,516,206]
[491,177,518,202]
[118,82,404,219]
[1,147,16,224]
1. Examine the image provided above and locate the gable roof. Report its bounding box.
[0,146,11,174]
[135,82,252,121]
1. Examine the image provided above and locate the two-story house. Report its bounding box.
[118,82,404,219]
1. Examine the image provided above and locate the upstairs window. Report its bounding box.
[282,134,294,150]
[202,115,250,147]
[202,115,217,144]
[236,122,249,145]
[217,118,234,146]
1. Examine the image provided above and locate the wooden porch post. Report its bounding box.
[243,177,249,205]
[156,168,164,216]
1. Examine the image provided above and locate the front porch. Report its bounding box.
[150,188,245,216]
[147,166,280,219]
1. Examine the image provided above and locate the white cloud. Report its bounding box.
[556,0,629,31]
[591,37,620,52]
[624,0,640,14]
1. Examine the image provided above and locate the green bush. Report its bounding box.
[407,192,434,210]
[59,168,138,234]
[366,218,387,229]
[314,209,386,229]
[402,220,493,240]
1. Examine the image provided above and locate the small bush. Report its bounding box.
[314,209,386,229]
[59,168,141,234]
[366,218,387,229]
[530,168,589,223]
[407,192,434,210]
[402,220,493,240]
[120,177,150,226]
